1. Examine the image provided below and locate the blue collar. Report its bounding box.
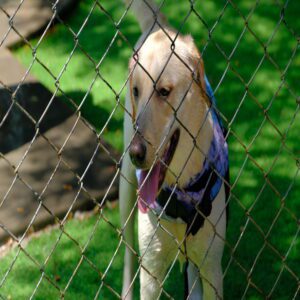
[137,77,229,235]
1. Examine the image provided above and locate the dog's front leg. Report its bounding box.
[187,262,203,300]
[188,239,223,300]
[199,259,223,300]
[138,212,178,300]
[187,234,224,300]
[189,187,226,300]
[120,94,138,300]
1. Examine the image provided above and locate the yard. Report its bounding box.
[1,0,299,299]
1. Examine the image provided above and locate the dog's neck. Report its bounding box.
[165,103,214,188]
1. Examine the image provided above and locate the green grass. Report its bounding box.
[4,0,300,299]
[0,207,183,299]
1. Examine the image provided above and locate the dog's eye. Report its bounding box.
[133,87,139,98]
[158,88,170,98]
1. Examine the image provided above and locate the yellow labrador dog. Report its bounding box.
[120,1,229,299]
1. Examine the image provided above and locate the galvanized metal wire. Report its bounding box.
[0,0,299,299]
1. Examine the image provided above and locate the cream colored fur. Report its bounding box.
[120,1,226,299]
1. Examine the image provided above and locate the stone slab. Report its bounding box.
[0,48,35,86]
[0,35,72,155]
[0,80,73,153]
[0,0,78,48]
[0,115,119,243]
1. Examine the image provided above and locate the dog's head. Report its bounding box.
[128,29,212,212]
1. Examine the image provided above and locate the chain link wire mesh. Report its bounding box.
[0,0,299,299]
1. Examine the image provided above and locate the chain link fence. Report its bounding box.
[0,0,299,299]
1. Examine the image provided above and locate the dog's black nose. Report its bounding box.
[129,135,147,167]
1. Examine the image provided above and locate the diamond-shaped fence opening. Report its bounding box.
[0,0,299,299]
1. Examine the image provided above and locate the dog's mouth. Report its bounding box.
[137,129,180,213]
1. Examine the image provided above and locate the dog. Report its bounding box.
[119,1,229,299]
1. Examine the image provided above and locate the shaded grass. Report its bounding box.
[6,0,300,299]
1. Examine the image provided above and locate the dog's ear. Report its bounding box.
[128,55,139,121]
[183,35,206,93]
[192,51,206,93]
[129,52,139,72]
[129,57,135,71]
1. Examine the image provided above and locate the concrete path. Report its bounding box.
[0,48,35,85]
[0,0,119,243]
[0,116,119,242]
[0,0,76,47]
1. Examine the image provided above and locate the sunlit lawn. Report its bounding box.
[1,0,299,299]
[0,208,183,299]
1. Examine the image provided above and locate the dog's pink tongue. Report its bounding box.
[138,164,160,213]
